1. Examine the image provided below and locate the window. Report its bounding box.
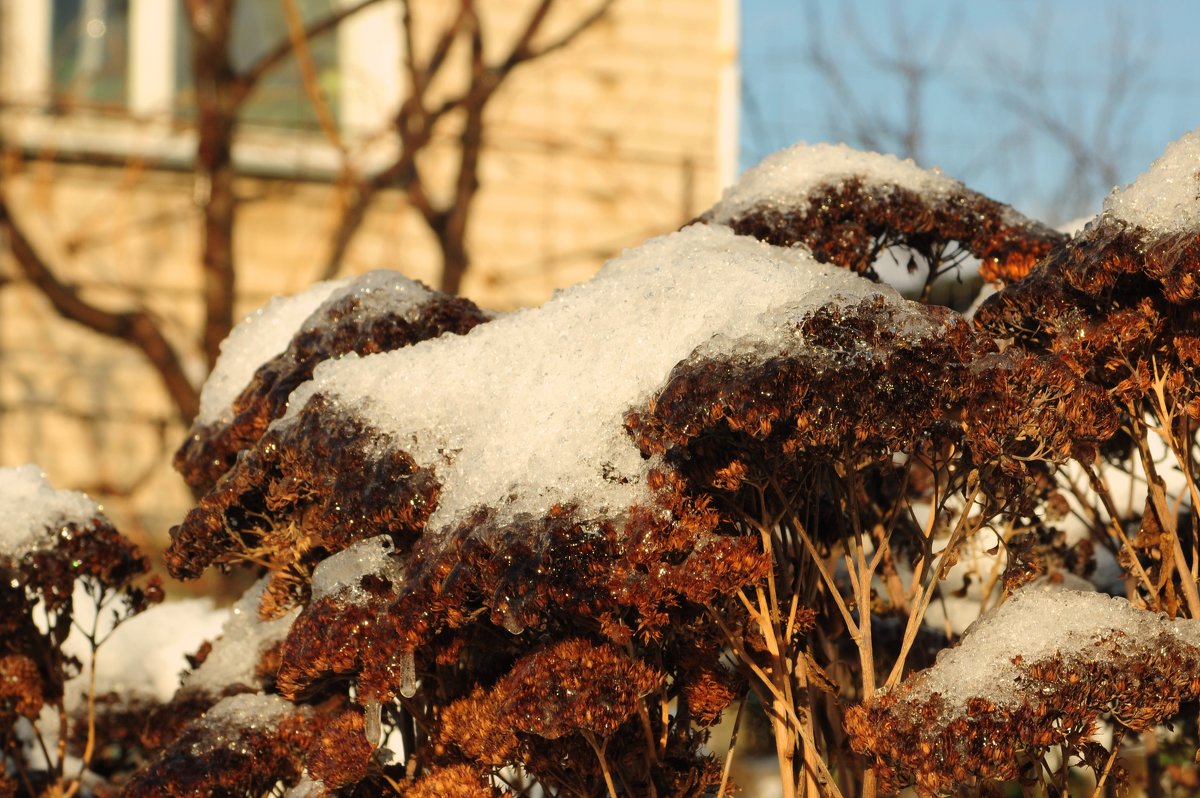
[50,0,130,111]
[50,0,339,129]
[5,1,402,174]
[173,0,341,131]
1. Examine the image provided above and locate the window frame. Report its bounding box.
[0,0,404,181]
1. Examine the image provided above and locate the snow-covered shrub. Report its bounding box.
[0,466,162,796]
[700,142,1065,296]
[152,143,1085,797]
[9,132,1200,797]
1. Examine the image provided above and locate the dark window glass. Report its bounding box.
[50,0,130,110]
[175,0,340,131]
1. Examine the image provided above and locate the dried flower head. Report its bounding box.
[705,175,1063,291]
[124,694,315,797]
[976,215,1200,423]
[176,275,490,493]
[848,587,1200,795]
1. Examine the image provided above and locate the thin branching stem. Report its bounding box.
[1131,412,1200,616]
[886,479,982,688]
[716,697,747,798]
[1091,729,1125,798]
[1086,463,1157,604]
[581,731,619,798]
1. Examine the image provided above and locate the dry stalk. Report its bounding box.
[886,480,982,689]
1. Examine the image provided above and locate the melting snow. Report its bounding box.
[0,465,101,559]
[202,691,294,726]
[197,271,448,426]
[185,692,298,756]
[706,142,956,224]
[198,278,352,426]
[282,224,896,536]
[183,577,300,696]
[285,776,328,798]
[311,535,399,604]
[1104,129,1200,234]
[913,583,1200,712]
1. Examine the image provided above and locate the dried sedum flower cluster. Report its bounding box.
[7,131,1200,797]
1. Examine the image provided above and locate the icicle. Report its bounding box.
[398,650,418,698]
[363,700,382,748]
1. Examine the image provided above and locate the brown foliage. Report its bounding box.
[404,764,503,798]
[0,655,43,724]
[627,296,993,472]
[167,392,440,615]
[0,501,160,794]
[123,701,315,798]
[147,139,1200,796]
[847,630,1200,796]
[307,707,376,788]
[707,177,1064,288]
[175,282,490,493]
[975,215,1200,417]
[268,487,754,794]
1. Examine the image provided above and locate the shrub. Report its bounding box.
[5,132,1200,797]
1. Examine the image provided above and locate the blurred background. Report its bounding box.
[0,0,1197,569]
[744,0,1200,227]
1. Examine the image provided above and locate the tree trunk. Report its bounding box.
[186,0,239,372]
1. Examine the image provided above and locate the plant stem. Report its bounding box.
[582,731,619,798]
[716,698,747,798]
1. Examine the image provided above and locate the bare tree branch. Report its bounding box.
[0,194,199,422]
[989,5,1153,220]
[182,0,238,372]
[801,0,959,165]
[281,0,345,154]
[183,0,391,371]
[321,0,616,288]
[7,0,614,437]
[508,0,614,68]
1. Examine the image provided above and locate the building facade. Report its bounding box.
[0,0,739,550]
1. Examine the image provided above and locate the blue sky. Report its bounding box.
[740,0,1200,224]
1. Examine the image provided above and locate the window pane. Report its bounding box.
[175,0,340,131]
[51,0,131,110]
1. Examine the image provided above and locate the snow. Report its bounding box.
[197,271,448,427]
[283,224,894,539]
[292,269,443,336]
[310,535,399,604]
[183,577,300,696]
[187,692,298,756]
[197,277,352,426]
[202,691,294,726]
[0,464,102,559]
[912,583,1200,713]
[285,776,328,798]
[706,142,957,224]
[63,590,228,709]
[1104,129,1200,234]
[1057,215,1096,236]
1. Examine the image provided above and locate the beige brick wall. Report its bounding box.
[0,0,735,553]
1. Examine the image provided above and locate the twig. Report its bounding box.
[581,731,619,798]
[716,698,747,798]
[1090,730,1125,798]
[885,479,983,688]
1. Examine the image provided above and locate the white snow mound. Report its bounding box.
[198,278,352,426]
[0,465,101,559]
[1104,129,1200,235]
[282,224,922,542]
[914,583,1200,713]
[707,142,956,224]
